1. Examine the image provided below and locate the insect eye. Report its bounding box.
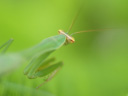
[70,39,74,43]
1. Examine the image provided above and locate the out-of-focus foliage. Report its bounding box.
[0,39,24,76]
[0,0,128,96]
[0,53,23,76]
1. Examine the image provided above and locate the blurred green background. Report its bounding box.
[0,0,128,96]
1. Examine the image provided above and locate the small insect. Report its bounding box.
[23,13,108,88]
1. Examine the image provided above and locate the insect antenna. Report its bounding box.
[67,8,81,33]
[70,29,111,36]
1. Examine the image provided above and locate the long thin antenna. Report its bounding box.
[67,8,82,33]
[70,29,111,35]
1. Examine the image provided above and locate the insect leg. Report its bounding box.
[36,61,63,89]
[36,57,55,72]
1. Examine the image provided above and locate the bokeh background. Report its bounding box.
[0,0,128,96]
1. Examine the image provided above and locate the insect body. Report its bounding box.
[24,34,66,78]
[24,27,99,88]
[24,21,106,88]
